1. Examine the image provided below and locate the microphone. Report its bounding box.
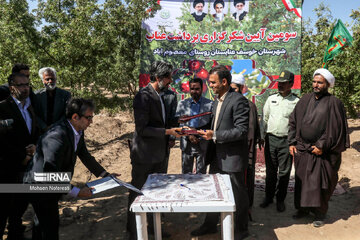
[0,119,14,127]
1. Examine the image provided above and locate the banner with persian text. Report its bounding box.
[140,0,302,112]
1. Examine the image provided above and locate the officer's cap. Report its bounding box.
[276,70,294,82]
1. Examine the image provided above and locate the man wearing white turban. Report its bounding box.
[288,68,350,227]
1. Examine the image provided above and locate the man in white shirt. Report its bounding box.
[0,73,40,240]
[27,98,118,240]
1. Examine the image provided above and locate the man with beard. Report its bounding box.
[289,68,349,227]
[260,70,299,212]
[0,73,40,240]
[34,67,71,131]
[191,0,207,22]
[212,0,226,22]
[176,77,212,174]
[127,61,182,240]
[233,0,248,22]
[193,65,250,239]
[231,74,261,220]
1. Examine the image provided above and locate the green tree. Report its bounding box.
[0,0,39,83]
[0,0,159,106]
[301,3,360,117]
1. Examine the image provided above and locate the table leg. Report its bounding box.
[153,213,162,240]
[135,212,148,240]
[221,212,234,240]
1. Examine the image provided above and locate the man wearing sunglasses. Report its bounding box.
[25,98,117,240]
[33,67,71,131]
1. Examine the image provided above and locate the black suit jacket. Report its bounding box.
[28,120,105,179]
[130,84,168,165]
[0,97,40,183]
[0,84,10,102]
[33,87,71,130]
[162,89,178,156]
[207,88,249,172]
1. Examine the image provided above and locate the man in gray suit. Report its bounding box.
[176,78,212,174]
[34,67,71,130]
[127,61,182,240]
[26,98,116,240]
[193,65,250,240]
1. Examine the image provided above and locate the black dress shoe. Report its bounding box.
[313,213,325,227]
[259,198,273,208]
[292,210,309,219]
[276,201,286,212]
[191,224,218,236]
[313,220,324,227]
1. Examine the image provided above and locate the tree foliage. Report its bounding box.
[301,3,360,117]
[0,0,159,101]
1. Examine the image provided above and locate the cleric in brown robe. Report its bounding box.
[231,74,261,220]
[288,68,350,227]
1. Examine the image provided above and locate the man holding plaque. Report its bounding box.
[176,77,212,174]
[193,65,250,239]
[127,61,182,240]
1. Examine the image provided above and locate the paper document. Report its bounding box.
[86,176,143,195]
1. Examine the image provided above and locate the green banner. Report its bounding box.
[322,19,353,68]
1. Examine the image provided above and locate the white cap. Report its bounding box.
[313,68,335,87]
[232,74,245,85]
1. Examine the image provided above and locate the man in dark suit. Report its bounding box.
[34,67,71,130]
[192,65,250,240]
[127,61,182,240]
[161,89,179,171]
[0,73,40,240]
[26,98,116,240]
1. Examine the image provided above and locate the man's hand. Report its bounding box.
[188,135,200,144]
[22,155,32,166]
[165,128,182,138]
[25,144,36,157]
[168,139,176,148]
[311,146,322,155]
[289,146,297,156]
[197,129,213,140]
[78,187,94,198]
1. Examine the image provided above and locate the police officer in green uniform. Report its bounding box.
[260,70,299,212]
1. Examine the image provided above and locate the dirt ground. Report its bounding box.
[8,113,360,240]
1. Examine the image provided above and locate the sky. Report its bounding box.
[302,0,359,30]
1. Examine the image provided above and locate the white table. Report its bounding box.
[130,174,235,240]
